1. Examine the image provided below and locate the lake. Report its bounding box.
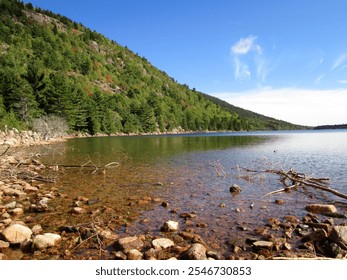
[37,129,347,255]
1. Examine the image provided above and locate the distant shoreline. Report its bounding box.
[313,124,347,130]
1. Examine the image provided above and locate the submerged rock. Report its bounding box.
[161,221,179,232]
[229,184,241,194]
[305,204,337,214]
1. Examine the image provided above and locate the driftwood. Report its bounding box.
[238,167,347,200]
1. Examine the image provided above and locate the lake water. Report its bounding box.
[38,130,347,255]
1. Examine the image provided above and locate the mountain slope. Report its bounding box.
[0,0,304,134]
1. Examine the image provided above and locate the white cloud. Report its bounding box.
[211,88,347,126]
[231,35,262,55]
[231,35,266,82]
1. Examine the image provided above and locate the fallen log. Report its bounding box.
[237,167,347,201]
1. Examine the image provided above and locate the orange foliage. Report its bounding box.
[94,61,101,69]
[106,74,113,84]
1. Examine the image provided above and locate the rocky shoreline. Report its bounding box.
[1,129,347,260]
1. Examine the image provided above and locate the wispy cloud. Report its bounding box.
[332,53,347,71]
[231,35,262,55]
[234,57,251,80]
[230,35,266,82]
[314,73,325,85]
[211,88,347,126]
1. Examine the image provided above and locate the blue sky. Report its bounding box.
[22,0,347,126]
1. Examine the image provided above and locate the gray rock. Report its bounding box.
[184,243,207,260]
[161,221,179,232]
[33,233,61,250]
[305,204,337,214]
[152,238,174,249]
[114,236,144,251]
[0,224,32,244]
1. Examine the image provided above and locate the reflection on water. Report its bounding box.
[38,130,347,255]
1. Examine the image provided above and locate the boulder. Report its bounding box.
[161,221,179,232]
[152,238,175,249]
[184,243,207,260]
[0,224,32,244]
[33,233,61,250]
[305,204,337,214]
[114,236,144,251]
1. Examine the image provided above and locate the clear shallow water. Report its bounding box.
[38,130,347,255]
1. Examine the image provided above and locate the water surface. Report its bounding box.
[38,130,347,255]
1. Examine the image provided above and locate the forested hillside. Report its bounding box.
[0,0,303,135]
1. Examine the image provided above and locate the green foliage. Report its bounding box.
[0,0,304,133]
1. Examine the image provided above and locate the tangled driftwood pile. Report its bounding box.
[236,167,347,201]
